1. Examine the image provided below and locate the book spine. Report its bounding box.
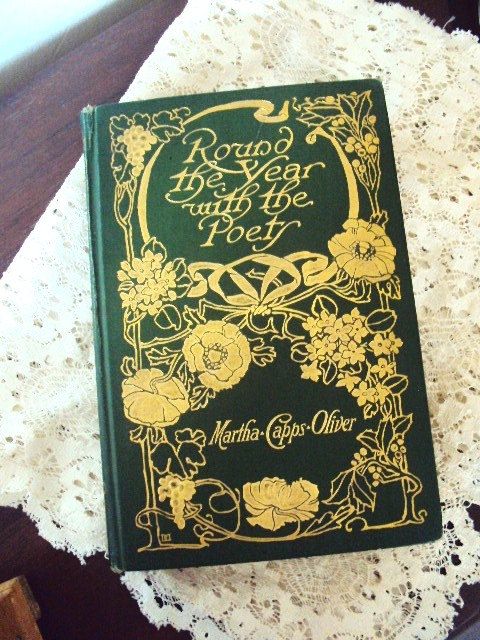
[80,107,123,571]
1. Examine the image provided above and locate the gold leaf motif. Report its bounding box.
[356,429,381,453]
[311,294,338,318]
[319,359,337,385]
[189,384,216,411]
[250,338,276,367]
[391,414,413,436]
[145,346,178,367]
[300,254,330,286]
[174,428,206,477]
[151,107,191,142]
[377,275,401,300]
[154,304,182,331]
[365,309,397,333]
[382,374,409,395]
[323,467,376,513]
[120,356,136,377]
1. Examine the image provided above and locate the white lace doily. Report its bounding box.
[1,1,479,638]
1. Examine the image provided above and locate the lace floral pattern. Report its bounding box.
[0,1,479,639]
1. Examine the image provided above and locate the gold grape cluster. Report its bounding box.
[158,475,196,529]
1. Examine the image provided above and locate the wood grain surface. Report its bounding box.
[0,1,478,638]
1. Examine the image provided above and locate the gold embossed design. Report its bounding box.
[243,477,319,531]
[182,320,251,392]
[122,369,190,428]
[328,219,396,282]
[158,475,197,529]
[109,92,426,553]
[118,249,191,316]
[117,124,157,177]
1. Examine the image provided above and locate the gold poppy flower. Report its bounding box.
[243,477,319,531]
[122,369,190,428]
[182,321,251,392]
[328,219,396,282]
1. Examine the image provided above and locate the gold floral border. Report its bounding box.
[109,91,426,552]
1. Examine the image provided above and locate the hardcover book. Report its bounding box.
[81,79,441,571]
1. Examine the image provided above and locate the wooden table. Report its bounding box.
[0,1,478,638]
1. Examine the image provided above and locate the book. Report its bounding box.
[81,79,442,571]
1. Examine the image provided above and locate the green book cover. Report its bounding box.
[81,79,441,571]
